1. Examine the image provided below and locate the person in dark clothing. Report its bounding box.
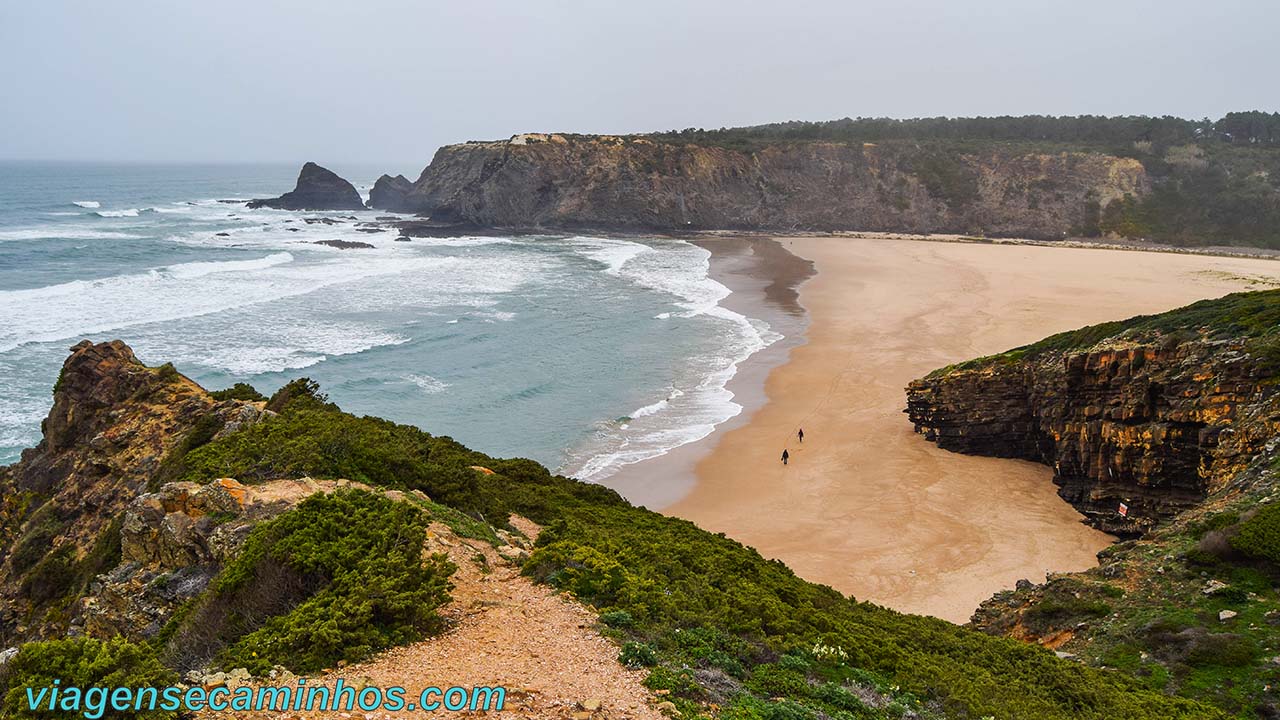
[798,428,804,443]
[781,449,790,465]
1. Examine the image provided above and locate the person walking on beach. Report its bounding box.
[781,449,789,465]
[798,428,804,444]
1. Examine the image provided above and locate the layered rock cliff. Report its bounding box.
[373,133,1149,237]
[905,291,1280,535]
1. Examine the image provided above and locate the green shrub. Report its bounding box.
[9,506,67,575]
[0,637,177,719]
[208,382,266,402]
[174,385,510,520]
[642,665,701,695]
[746,664,811,698]
[1188,512,1241,540]
[1183,633,1257,668]
[1230,503,1280,564]
[1023,596,1112,633]
[600,610,635,628]
[811,683,875,717]
[721,695,816,720]
[18,544,76,606]
[163,490,453,674]
[619,641,658,668]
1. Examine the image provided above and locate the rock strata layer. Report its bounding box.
[369,133,1148,237]
[906,336,1280,535]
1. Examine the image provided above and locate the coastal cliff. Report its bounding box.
[379,134,1148,238]
[913,291,1280,715]
[0,341,1213,720]
[906,291,1280,535]
[0,341,268,643]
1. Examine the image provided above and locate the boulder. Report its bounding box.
[247,163,365,211]
[368,174,415,211]
[313,239,374,250]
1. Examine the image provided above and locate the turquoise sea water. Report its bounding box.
[0,162,780,481]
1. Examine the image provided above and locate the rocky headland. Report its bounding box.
[369,133,1147,238]
[906,291,1280,535]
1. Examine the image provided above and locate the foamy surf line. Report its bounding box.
[0,252,470,354]
[562,237,784,483]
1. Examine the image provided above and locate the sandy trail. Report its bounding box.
[196,516,662,720]
[665,236,1280,622]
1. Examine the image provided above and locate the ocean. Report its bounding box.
[0,162,782,483]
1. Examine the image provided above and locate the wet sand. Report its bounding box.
[652,235,1280,622]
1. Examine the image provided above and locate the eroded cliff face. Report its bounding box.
[378,133,1149,237]
[906,337,1280,535]
[0,341,266,642]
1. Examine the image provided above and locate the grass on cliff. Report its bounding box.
[979,476,1280,719]
[929,288,1280,377]
[161,378,1216,720]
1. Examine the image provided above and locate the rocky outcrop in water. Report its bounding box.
[371,133,1149,237]
[368,173,414,212]
[906,334,1280,535]
[247,162,365,211]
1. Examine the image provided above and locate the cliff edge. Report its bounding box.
[373,133,1147,238]
[905,290,1280,535]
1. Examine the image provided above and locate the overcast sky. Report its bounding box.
[2,0,1276,170]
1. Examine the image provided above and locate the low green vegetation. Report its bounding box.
[1230,503,1280,564]
[162,380,1215,719]
[930,289,1280,376]
[161,489,454,675]
[651,112,1280,248]
[983,473,1280,719]
[14,517,122,627]
[169,379,510,521]
[0,637,177,719]
[207,382,266,402]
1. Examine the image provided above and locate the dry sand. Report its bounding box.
[662,236,1280,623]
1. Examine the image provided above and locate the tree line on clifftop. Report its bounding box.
[653,112,1280,249]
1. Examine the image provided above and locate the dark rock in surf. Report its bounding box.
[247,163,365,211]
[367,174,414,212]
[313,239,374,249]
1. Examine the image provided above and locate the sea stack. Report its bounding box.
[247,162,365,211]
[367,173,415,212]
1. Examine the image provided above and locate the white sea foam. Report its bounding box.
[576,237,654,274]
[565,237,784,482]
[95,208,143,218]
[405,374,451,394]
[126,317,412,376]
[161,252,294,279]
[0,227,146,242]
[72,201,100,209]
[0,252,468,353]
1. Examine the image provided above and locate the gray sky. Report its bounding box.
[2,0,1276,171]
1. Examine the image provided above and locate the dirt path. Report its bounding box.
[196,513,663,719]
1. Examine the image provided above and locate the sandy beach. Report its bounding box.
[648,235,1280,622]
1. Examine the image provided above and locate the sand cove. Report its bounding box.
[645,236,1280,622]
